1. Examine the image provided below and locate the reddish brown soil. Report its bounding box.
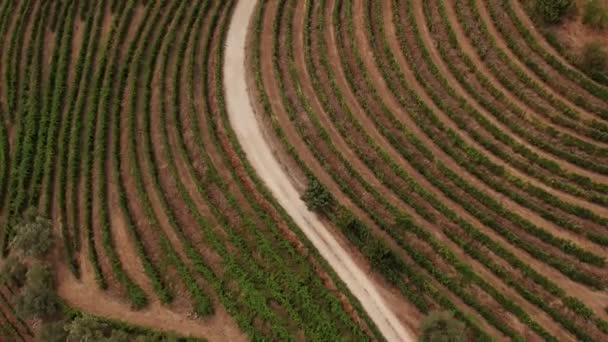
[42,29,55,84]
[67,18,85,88]
[54,250,245,342]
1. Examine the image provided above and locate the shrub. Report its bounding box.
[15,281,60,319]
[63,316,179,342]
[302,177,334,213]
[10,214,53,257]
[65,316,108,342]
[583,0,608,28]
[15,264,60,319]
[25,263,53,288]
[419,311,468,342]
[0,256,27,288]
[535,0,575,23]
[579,40,608,74]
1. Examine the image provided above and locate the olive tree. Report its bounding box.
[11,215,53,257]
[15,264,60,319]
[64,316,108,342]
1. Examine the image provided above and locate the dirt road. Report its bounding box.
[223,1,413,341]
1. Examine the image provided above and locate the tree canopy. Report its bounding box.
[302,177,334,213]
[10,214,54,257]
[15,264,60,319]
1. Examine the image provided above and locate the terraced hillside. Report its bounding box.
[249,0,608,340]
[0,0,606,341]
[0,0,379,340]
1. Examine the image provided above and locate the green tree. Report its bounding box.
[15,283,60,319]
[65,316,108,342]
[535,0,575,23]
[26,263,53,288]
[15,264,60,319]
[418,311,467,342]
[10,215,54,257]
[302,177,334,213]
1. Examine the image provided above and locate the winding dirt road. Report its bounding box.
[223,1,413,341]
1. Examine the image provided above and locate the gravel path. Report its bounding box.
[223,1,413,341]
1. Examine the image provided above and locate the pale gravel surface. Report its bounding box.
[223,1,413,341]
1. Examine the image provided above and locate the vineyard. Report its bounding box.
[0,0,607,341]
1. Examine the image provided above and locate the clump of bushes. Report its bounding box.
[62,316,129,342]
[579,40,608,75]
[583,0,608,29]
[419,311,468,342]
[15,264,60,319]
[302,177,334,213]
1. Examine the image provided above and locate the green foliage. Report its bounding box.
[535,0,575,23]
[26,264,53,287]
[65,316,108,341]
[10,213,53,257]
[15,264,60,319]
[419,311,467,342]
[583,0,608,28]
[302,178,334,213]
[579,40,608,74]
[0,256,27,288]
